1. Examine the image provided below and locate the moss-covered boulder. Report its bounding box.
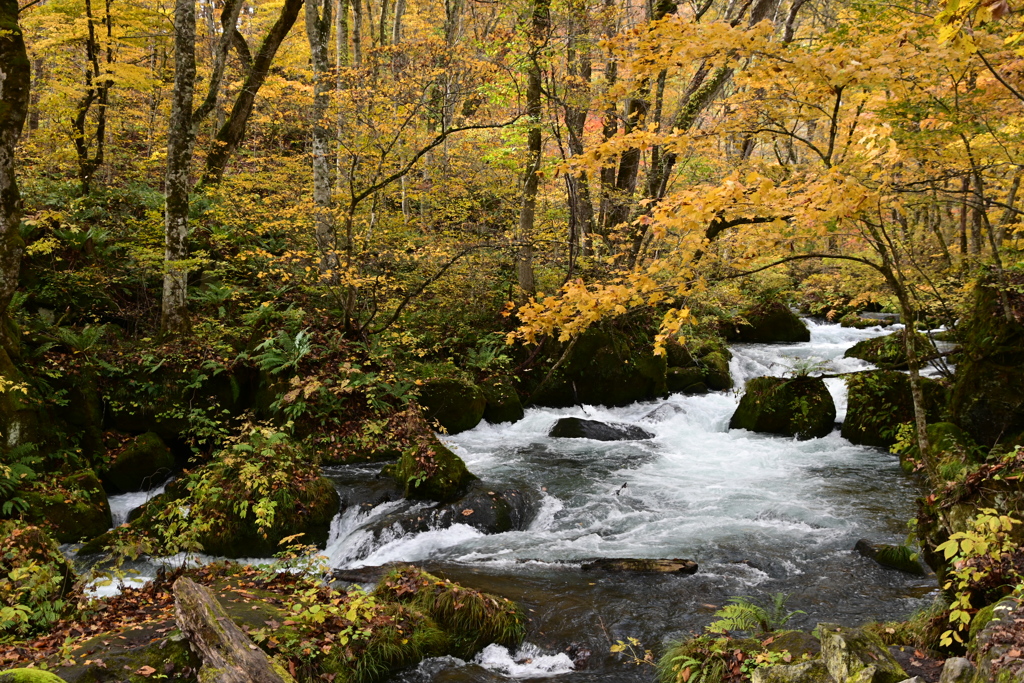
[102,431,175,493]
[86,431,340,558]
[751,660,833,683]
[844,331,933,368]
[22,469,112,543]
[725,302,810,343]
[667,366,707,394]
[480,376,524,425]
[419,377,487,434]
[701,350,734,391]
[854,539,926,575]
[382,434,476,503]
[373,566,526,660]
[527,326,668,407]
[0,670,68,683]
[730,377,836,439]
[841,370,946,449]
[950,282,1024,448]
[818,624,906,683]
[840,313,882,329]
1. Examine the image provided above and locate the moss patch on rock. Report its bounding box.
[21,469,112,543]
[373,566,526,660]
[844,331,932,368]
[480,376,524,425]
[382,436,475,503]
[730,376,836,439]
[842,370,946,449]
[0,670,68,683]
[418,377,487,434]
[102,431,174,493]
[724,302,810,343]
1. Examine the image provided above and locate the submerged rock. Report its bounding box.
[548,417,654,441]
[367,484,537,537]
[730,376,836,440]
[580,558,698,574]
[854,539,927,575]
[725,302,810,343]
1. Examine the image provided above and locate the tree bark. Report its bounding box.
[202,0,305,184]
[173,577,295,683]
[307,0,338,280]
[0,0,30,344]
[161,0,197,338]
[516,0,550,296]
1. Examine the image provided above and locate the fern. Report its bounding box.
[53,324,106,353]
[254,329,314,375]
[706,593,803,635]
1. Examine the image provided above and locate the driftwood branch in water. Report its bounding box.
[173,576,295,683]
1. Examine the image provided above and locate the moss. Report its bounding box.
[0,670,67,683]
[730,377,836,439]
[103,431,174,493]
[701,351,734,391]
[969,603,997,645]
[373,566,526,660]
[382,436,476,503]
[480,376,524,425]
[844,331,931,367]
[751,661,833,683]
[842,370,946,449]
[22,469,112,543]
[818,624,906,683]
[724,302,810,343]
[418,377,486,434]
[667,366,706,393]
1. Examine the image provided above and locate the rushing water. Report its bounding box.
[101,320,937,681]
[314,320,935,682]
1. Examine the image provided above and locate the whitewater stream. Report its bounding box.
[101,320,938,682]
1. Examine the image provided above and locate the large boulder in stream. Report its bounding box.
[844,330,934,368]
[102,431,175,493]
[549,417,654,441]
[841,370,947,449]
[480,376,524,424]
[724,302,810,343]
[365,483,537,537]
[382,432,476,503]
[950,281,1024,447]
[418,377,487,434]
[730,377,836,440]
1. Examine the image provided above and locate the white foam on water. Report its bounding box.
[473,642,575,678]
[107,481,169,527]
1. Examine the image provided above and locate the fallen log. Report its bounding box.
[173,576,295,683]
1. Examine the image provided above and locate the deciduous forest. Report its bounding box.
[2,0,1024,681]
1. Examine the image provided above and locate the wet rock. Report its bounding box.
[840,314,884,329]
[419,377,487,434]
[730,376,836,440]
[667,366,707,394]
[938,657,975,683]
[548,417,654,441]
[819,623,907,683]
[644,404,685,422]
[368,484,537,536]
[854,539,927,575]
[580,558,698,574]
[842,371,946,449]
[725,302,810,343]
[751,660,832,683]
[481,376,524,425]
[844,331,933,368]
[382,433,477,503]
[103,431,175,493]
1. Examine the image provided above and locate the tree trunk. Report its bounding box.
[161,0,197,338]
[0,0,30,343]
[173,577,295,683]
[353,0,363,66]
[516,0,550,296]
[392,0,406,43]
[202,0,305,184]
[307,0,338,280]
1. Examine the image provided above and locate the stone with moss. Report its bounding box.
[51,624,200,683]
[382,435,476,503]
[103,431,175,493]
[373,566,526,660]
[0,670,67,683]
[701,351,734,391]
[725,302,810,343]
[730,377,836,440]
[22,469,112,543]
[950,282,1024,448]
[668,366,707,394]
[854,539,926,575]
[844,331,933,368]
[840,313,881,330]
[480,376,524,425]
[751,661,833,683]
[818,624,906,683]
[842,371,946,449]
[419,377,487,434]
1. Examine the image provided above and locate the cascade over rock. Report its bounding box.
[730,376,836,440]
